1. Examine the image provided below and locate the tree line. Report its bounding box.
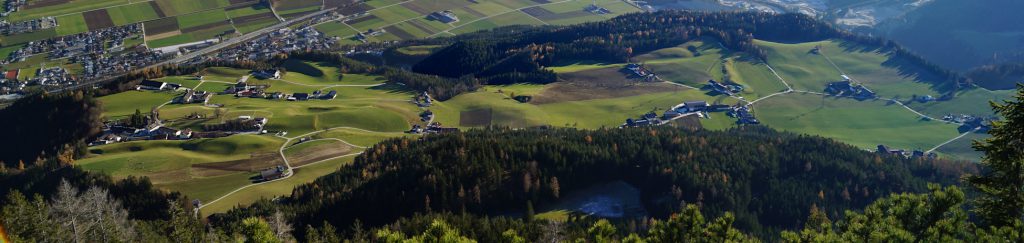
[209,125,975,240]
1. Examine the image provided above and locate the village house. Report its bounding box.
[585,1,612,14]
[178,89,212,104]
[292,93,310,101]
[321,90,337,100]
[876,144,908,157]
[260,165,291,181]
[682,101,708,112]
[825,79,876,99]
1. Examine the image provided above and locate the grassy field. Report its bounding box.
[55,14,90,36]
[313,128,410,147]
[178,9,231,29]
[757,39,948,99]
[98,90,179,119]
[908,88,1013,117]
[450,10,544,34]
[934,132,988,162]
[314,21,359,38]
[753,92,960,150]
[155,0,231,16]
[80,135,286,203]
[106,2,161,26]
[199,155,355,215]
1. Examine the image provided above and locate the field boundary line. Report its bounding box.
[927,127,981,154]
[427,0,575,38]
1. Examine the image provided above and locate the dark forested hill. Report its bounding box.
[967,63,1024,91]
[214,126,974,238]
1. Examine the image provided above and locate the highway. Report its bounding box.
[52,8,336,93]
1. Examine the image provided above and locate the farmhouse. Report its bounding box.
[178,90,212,104]
[876,144,907,157]
[825,80,875,99]
[321,90,337,100]
[682,101,708,112]
[625,63,657,81]
[253,69,281,79]
[707,80,742,95]
[292,93,310,101]
[260,165,291,181]
[137,80,168,90]
[428,10,460,23]
[585,2,612,14]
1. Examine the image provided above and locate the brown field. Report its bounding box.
[669,115,703,130]
[24,0,68,9]
[146,168,193,184]
[191,152,283,177]
[281,11,314,19]
[531,67,686,104]
[345,15,378,25]
[149,1,167,18]
[285,141,354,167]
[84,9,115,30]
[143,17,180,35]
[326,0,360,9]
[181,20,231,32]
[384,25,416,40]
[232,12,277,24]
[460,108,493,127]
[522,7,592,21]
[401,0,472,15]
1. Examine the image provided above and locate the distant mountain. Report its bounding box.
[651,0,1024,71]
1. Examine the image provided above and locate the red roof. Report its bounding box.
[5,70,18,80]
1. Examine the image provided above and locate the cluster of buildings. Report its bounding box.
[224,77,337,101]
[0,16,54,35]
[415,91,432,107]
[137,80,182,91]
[428,10,459,23]
[1,0,23,17]
[90,110,194,146]
[622,100,760,128]
[178,89,213,104]
[31,66,75,87]
[409,122,458,134]
[585,2,612,14]
[355,28,386,43]
[876,145,937,159]
[943,114,995,130]
[6,23,142,63]
[625,63,658,81]
[707,79,743,95]
[211,26,337,62]
[824,76,876,99]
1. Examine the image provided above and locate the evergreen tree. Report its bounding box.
[240,217,281,243]
[968,84,1024,226]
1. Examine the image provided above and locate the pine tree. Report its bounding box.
[968,84,1024,226]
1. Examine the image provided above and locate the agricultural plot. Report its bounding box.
[105,2,161,26]
[400,0,473,15]
[54,14,89,36]
[283,139,356,167]
[198,155,354,215]
[752,92,959,150]
[313,128,410,147]
[145,8,236,48]
[226,4,280,33]
[354,4,421,30]
[0,28,56,46]
[450,10,544,34]
[314,21,360,38]
[635,41,725,87]
[271,0,322,18]
[524,0,639,25]
[934,132,988,162]
[154,0,231,16]
[5,0,130,22]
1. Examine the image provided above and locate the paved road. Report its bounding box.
[51,8,336,93]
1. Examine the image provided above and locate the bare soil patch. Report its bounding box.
[460,108,493,127]
[84,9,115,30]
[345,15,378,25]
[286,142,354,167]
[384,25,416,40]
[521,6,555,19]
[232,12,277,24]
[147,30,181,40]
[181,20,231,33]
[531,67,685,104]
[336,2,372,15]
[143,17,179,35]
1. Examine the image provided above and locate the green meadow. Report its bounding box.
[98,90,179,119]
[753,92,960,150]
